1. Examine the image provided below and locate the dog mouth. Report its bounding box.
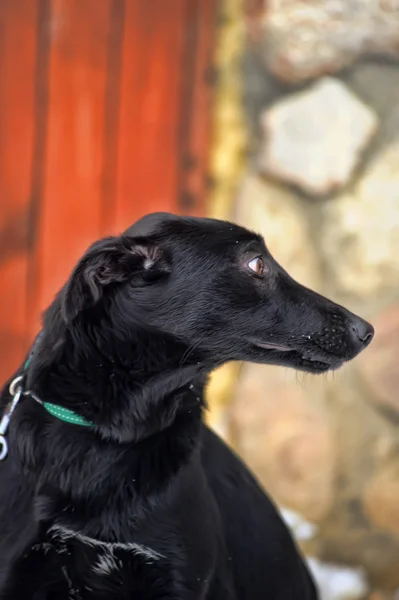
[251,340,342,374]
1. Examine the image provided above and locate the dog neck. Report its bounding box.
[25,322,210,442]
[10,314,211,500]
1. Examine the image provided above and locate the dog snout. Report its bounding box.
[348,316,374,351]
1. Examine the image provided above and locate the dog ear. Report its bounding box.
[61,236,170,323]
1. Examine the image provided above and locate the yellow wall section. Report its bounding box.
[205,0,247,439]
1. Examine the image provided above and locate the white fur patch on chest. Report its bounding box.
[48,524,163,564]
[92,550,122,576]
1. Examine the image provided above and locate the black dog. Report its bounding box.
[0,213,374,599]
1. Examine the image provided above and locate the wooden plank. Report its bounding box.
[114,0,186,232]
[177,0,216,216]
[31,0,113,327]
[0,0,38,382]
[100,0,125,235]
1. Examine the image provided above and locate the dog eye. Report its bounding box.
[248,257,264,276]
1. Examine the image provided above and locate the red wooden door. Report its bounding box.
[0,0,216,384]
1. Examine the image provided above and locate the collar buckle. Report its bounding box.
[0,376,25,461]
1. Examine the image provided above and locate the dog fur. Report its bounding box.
[0,213,374,599]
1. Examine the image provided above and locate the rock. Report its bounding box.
[230,363,335,521]
[234,175,320,288]
[307,558,369,600]
[258,78,378,197]
[259,0,399,83]
[363,463,399,536]
[321,141,399,300]
[357,305,399,417]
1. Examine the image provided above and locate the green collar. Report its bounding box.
[41,402,93,427]
[24,356,94,428]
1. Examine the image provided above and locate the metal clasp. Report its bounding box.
[0,375,24,461]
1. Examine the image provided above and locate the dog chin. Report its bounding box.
[249,342,344,374]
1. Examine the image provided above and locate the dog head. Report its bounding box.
[60,212,373,375]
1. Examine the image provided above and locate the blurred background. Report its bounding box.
[1,1,399,598]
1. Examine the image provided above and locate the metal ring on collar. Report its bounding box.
[9,375,24,397]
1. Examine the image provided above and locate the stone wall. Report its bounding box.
[207,1,399,598]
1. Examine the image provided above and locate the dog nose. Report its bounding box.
[350,317,374,350]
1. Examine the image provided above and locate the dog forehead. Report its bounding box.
[124,213,260,247]
[124,212,177,237]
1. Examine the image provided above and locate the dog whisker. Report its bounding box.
[179,336,205,367]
